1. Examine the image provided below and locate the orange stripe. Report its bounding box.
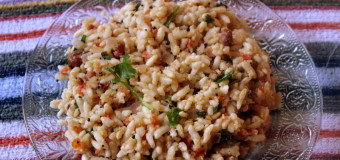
[289,22,340,30]
[318,130,340,139]
[0,29,46,41]
[270,6,340,10]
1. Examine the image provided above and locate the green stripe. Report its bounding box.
[0,3,74,17]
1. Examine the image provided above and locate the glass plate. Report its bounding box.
[23,0,322,159]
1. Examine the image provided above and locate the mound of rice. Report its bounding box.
[51,0,282,159]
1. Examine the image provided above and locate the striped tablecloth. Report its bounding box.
[0,0,339,159]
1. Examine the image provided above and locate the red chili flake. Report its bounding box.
[88,24,95,30]
[118,87,130,95]
[195,148,205,157]
[73,126,82,133]
[217,95,225,102]
[259,85,265,93]
[152,26,160,34]
[142,51,153,59]
[60,65,71,75]
[184,136,193,147]
[186,39,192,48]
[241,54,251,60]
[113,43,125,57]
[151,113,159,126]
[85,71,96,81]
[76,84,87,95]
[123,118,130,126]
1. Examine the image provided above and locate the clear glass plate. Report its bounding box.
[23,0,322,159]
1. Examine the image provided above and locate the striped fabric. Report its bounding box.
[0,0,339,159]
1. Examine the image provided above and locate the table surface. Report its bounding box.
[0,0,339,159]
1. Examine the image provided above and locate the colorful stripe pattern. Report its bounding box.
[0,0,339,159]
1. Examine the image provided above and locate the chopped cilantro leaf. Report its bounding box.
[166,107,181,126]
[101,51,112,60]
[86,128,94,139]
[81,35,86,43]
[116,20,123,24]
[134,3,141,12]
[219,130,235,143]
[214,3,228,8]
[106,55,153,110]
[74,101,79,110]
[165,97,175,108]
[165,6,180,27]
[204,14,215,23]
[196,110,206,117]
[213,104,220,113]
[214,70,235,83]
[247,91,253,98]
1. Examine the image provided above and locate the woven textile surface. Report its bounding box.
[0,0,339,159]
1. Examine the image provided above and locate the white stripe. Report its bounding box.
[0,144,36,159]
[321,113,340,131]
[0,76,24,99]
[0,16,57,34]
[0,38,39,53]
[316,68,340,87]
[312,138,340,154]
[0,118,65,138]
[0,121,28,138]
[295,29,340,43]
[274,9,340,23]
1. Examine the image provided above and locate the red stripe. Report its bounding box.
[1,130,339,147]
[311,153,340,158]
[289,22,340,30]
[0,22,338,42]
[0,12,62,21]
[318,130,340,139]
[0,131,65,147]
[270,6,340,10]
[0,29,46,41]
[0,136,30,147]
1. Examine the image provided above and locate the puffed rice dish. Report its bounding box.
[51,0,282,159]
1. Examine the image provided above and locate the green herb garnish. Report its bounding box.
[214,70,235,83]
[134,3,141,11]
[106,55,153,110]
[166,107,181,126]
[219,130,235,143]
[214,3,228,8]
[165,97,175,108]
[116,20,123,24]
[81,35,86,43]
[204,14,215,24]
[101,51,112,60]
[196,111,206,117]
[247,91,253,99]
[74,101,79,110]
[213,104,220,113]
[86,128,95,139]
[164,6,180,27]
